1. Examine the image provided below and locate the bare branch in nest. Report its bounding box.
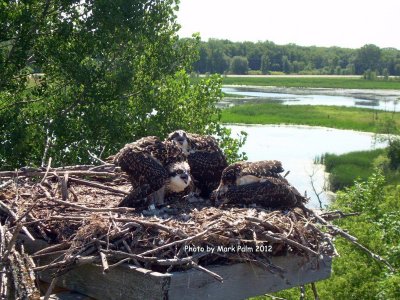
[88,150,108,165]
[311,282,320,300]
[0,180,13,190]
[191,261,223,282]
[68,177,129,195]
[33,255,99,272]
[138,229,212,257]
[43,277,58,300]
[60,172,69,201]
[320,210,361,221]
[0,170,118,178]
[301,204,395,272]
[0,200,35,241]
[38,185,133,213]
[40,157,52,184]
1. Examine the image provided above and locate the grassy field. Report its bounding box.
[323,149,385,190]
[322,148,400,190]
[222,76,400,89]
[221,103,400,133]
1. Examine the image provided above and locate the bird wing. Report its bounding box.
[240,160,284,177]
[115,146,168,194]
[188,150,228,196]
[221,177,305,208]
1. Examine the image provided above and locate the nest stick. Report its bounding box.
[301,204,394,272]
[38,185,133,213]
[43,277,58,300]
[5,223,23,255]
[311,282,320,300]
[33,255,99,272]
[40,157,52,184]
[191,262,223,282]
[0,200,35,241]
[68,177,129,195]
[139,229,211,257]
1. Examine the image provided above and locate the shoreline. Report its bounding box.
[223,84,400,102]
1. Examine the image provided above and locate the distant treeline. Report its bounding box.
[191,39,400,76]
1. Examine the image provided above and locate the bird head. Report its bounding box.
[167,130,190,155]
[166,161,191,192]
[212,162,243,204]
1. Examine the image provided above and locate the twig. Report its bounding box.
[60,172,69,201]
[0,170,118,178]
[0,180,13,190]
[33,255,99,272]
[5,223,23,255]
[40,157,52,184]
[0,200,35,241]
[299,285,305,300]
[139,229,211,257]
[311,282,320,300]
[263,295,288,300]
[191,261,223,282]
[320,210,361,221]
[43,277,58,300]
[108,257,132,269]
[38,185,134,213]
[262,232,319,257]
[99,251,109,273]
[301,204,395,272]
[68,177,129,195]
[88,150,107,165]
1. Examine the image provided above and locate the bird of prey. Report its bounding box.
[214,160,306,208]
[113,136,192,208]
[166,130,228,197]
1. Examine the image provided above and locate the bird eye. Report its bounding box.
[176,169,183,174]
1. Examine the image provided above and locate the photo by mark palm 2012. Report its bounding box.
[184,244,273,254]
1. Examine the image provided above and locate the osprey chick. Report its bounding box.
[114,136,191,208]
[214,160,306,208]
[166,130,228,197]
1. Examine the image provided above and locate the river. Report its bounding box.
[227,124,387,208]
[222,86,400,111]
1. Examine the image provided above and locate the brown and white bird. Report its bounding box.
[166,130,228,197]
[214,160,306,209]
[113,136,192,208]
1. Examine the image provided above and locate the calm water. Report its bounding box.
[222,87,399,111]
[228,124,387,208]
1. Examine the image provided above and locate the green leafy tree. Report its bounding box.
[272,172,400,300]
[0,0,246,169]
[355,44,382,74]
[260,53,270,74]
[230,56,248,75]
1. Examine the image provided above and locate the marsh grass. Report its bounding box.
[323,149,386,190]
[221,103,400,133]
[222,76,400,89]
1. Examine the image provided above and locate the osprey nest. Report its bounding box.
[0,164,392,297]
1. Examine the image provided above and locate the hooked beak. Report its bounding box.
[180,173,189,184]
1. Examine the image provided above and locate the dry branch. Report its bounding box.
[300,204,394,272]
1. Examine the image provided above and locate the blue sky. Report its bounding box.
[177,0,400,49]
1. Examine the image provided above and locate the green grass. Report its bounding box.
[221,103,400,133]
[222,76,400,89]
[322,148,400,190]
[323,149,386,190]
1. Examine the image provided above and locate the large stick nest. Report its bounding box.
[0,164,337,280]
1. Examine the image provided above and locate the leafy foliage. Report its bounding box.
[268,172,400,300]
[0,0,246,169]
[193,39,400,75]
[230,56,248,75]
